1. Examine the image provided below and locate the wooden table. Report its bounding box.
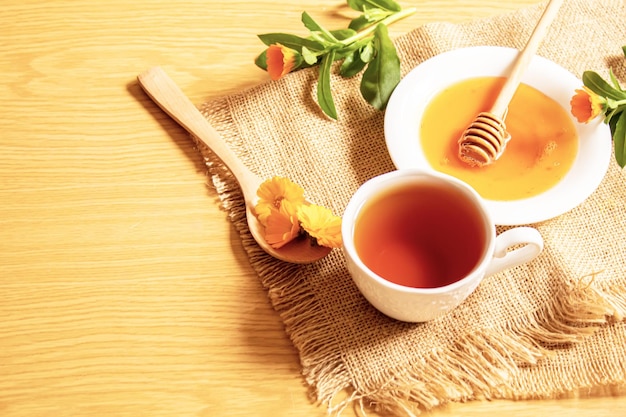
[2,1,624,416]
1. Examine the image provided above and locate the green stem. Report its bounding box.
[339,7,417,46]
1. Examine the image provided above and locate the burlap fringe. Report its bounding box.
[339,274,626,416]
[195,119,626,416]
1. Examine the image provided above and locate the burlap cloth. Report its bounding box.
[198,0,626,414]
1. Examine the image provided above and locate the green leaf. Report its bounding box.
[317,49,338,119]
[340,50,367,78]
[348,8,391,30]
[622,45,626,57]
[583,71,626,101]
[347,0,367,11]
[605,103,621,124]
[372,0,402,11]
[257,33,324,52]
[335,36,372,55]
[308,32,329,45]
[302,12,338,43]
[347,0,401,12]
[609,69,625,92]
[301,46,319,65]
[332,37,370,61]
[360,41,375,62]
[255,51,267,70]
[360,24,400,110]
[330,28,357,41]
[348,15,372,31]
[364,8,393,21]
[332,47,356,61]
[612,109,626,168]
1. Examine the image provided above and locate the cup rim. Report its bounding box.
[342,169,497,294]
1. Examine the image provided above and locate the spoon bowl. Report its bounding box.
[137,66,331,264]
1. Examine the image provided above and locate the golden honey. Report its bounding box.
[420,77,578,201]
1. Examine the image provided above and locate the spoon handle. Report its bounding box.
[490,0,563,117]
[137,66,260,200]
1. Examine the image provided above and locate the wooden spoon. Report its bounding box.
[137,66,331,264]
[457,0,563,167]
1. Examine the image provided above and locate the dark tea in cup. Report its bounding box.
[353,180,487,288]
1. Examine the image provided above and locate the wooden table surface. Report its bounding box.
[2,1,624,416]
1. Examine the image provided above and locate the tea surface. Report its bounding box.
[420,77,578,201]
[354,182,486,288]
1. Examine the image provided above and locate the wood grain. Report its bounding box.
[1,1,623,416]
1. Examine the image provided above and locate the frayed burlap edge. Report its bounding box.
[195,101,626,416]
[192,3,626,409]
[338,275,626,416]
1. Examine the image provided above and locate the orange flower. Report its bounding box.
[254,176,342,250]
[255,176,305,224]
[297,204,343,248]
[263,200,301,249]
[266,44,297,80]
[254,176,305,248]
[570,86,604,123]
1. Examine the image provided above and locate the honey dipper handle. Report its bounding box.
[490,0,564,117]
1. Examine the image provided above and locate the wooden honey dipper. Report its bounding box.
[457,0,564,167]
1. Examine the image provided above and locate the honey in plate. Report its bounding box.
[420,76,578,201]
[354,181,487,289]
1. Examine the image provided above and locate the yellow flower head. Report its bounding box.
[263,199,301,249]
[266,44,297,81]
[257,176,305,207]
[255,176,305,225]
[570,86,604,123]
[254,176,341,251]
[297,204,343,249]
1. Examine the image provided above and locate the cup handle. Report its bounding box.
[484,227,544,278]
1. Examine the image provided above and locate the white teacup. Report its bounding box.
[342,169,544,322]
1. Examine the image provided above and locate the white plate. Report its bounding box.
[384,46,612,225]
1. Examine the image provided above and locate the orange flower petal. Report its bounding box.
[254,201,274,226]
[266,44,296,81]
[298,204,342,248]
[263,200,301,249]
[570,86,603,123]
[256,176,305,208]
